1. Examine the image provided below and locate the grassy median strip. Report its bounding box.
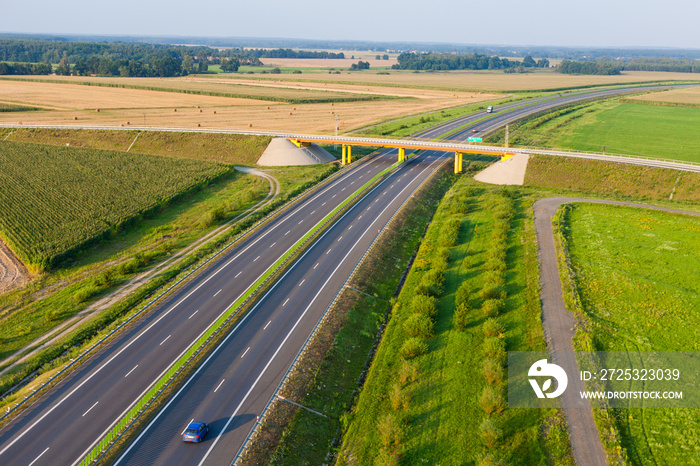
[81,157,403,464]
[337,178,574,465]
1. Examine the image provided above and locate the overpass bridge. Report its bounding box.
[287,134,515,173]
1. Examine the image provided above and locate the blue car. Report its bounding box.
[182,421,209,443]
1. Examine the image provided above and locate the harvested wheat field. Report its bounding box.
[628,86,700,105]
[0,79,271,110]
[217,70,700,92]
[0,76,496,134]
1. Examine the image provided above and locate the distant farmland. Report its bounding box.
[0,141,230,269]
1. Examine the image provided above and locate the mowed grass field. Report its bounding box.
[0,140,229,269]
[339,179,573,465]
[1,128,271,165]
[492,99,700,163]
[524,155,700,202]
[564,204,700,464]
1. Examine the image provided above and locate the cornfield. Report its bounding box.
[0,141,230,269]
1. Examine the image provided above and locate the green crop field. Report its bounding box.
[0,140,230,269]
[562,203,700,464]
[489,100,700,163]
[339,179,573,465]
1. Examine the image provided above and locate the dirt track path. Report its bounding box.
[533,197,700,466]
[0,238,29,295]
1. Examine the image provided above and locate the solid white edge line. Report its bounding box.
[197,153,444,466]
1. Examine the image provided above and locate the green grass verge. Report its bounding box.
[3,128,272,165]
[0,103,39,112]
[487,98,700,163]
[338,175,573,465]
[560,203,700,465]
[524,154,700,203]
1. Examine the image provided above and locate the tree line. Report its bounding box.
[391,52,549,71]
[0,38,345,77]
[557,57,699,75]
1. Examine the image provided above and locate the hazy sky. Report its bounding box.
[2,0,699,49]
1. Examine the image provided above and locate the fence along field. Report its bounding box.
[0,140,230,270]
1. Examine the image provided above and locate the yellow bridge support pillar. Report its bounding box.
[341,145,347,166]
[454,152,463,174]
[398,147,406,163]
[347,145,352,164]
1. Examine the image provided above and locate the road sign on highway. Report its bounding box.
[468,137,482,142]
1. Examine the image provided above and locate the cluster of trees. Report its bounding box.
[375,54,390,60]
[391,52,549,71]
[350,60,370,70]
[557,60,622,75]
[0,61,52,75]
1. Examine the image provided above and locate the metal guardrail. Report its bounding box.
[80,156,402,465]
[231,151,444,464]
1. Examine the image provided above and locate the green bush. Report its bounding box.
[453,302,470,331]
[389,383,410,411]
[438,218,461,247]
[483,271,505,286]
[483,318,505,338]
[479,452,508,466]
[483,299,505,317]
[483,336,506,361]
[483,358,505,385]
[480,418,503,447]
[400,337,429,359]
[480,284,506,301]
[403,313,434,339]
[433,247,450,271]
[73,284,101,304]
[480,386,506,415]
[117,259,139,275]
[455,282,471,308]
[411,294,438,318]
[420,269,444,297]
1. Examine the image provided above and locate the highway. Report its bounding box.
[0,83,691,465]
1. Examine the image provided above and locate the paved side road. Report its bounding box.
[533,197,700,466]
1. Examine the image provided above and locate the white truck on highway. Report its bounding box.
[486,106,494,113]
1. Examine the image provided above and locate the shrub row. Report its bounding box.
[478,192,515,464]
